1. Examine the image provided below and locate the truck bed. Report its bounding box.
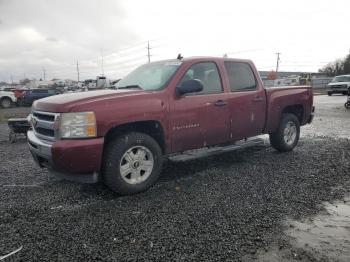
[264,86,313,133]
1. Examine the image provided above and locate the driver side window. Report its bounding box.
[179,62,223,95]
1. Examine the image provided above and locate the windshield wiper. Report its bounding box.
[117,85,143,90]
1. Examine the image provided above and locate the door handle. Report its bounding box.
[252,96,263,102]
[214,100,227,107]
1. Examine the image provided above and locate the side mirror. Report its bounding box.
[176,79,204,96]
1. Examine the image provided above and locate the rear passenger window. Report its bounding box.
[33,89,47,94]
[224,62,257,92]
[179,62,223,95]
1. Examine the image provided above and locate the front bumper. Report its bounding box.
[327,86,348,93]
[27,130,104,183]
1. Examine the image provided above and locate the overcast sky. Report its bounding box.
[0,0,349,82]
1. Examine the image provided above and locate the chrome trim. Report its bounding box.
[27,130,52,157]
[32,117,55,129]
[32,110,59,116]
[30,110,60,142]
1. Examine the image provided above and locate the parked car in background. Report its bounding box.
[0,90,17,108]
[327,74,350,96]
[0,87,15,92]
[28,56,314,195]
[22,89,60,105]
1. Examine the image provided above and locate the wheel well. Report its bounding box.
[282,105,303,123]
[104,121,166,153]
[1,96,12,101]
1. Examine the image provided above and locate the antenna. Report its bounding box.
[177,54,183,60]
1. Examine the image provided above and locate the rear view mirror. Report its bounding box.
[176,79,203,96]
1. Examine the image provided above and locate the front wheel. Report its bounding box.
[269,113,300,152]
[1,98,12,108]
[103,132,163,195]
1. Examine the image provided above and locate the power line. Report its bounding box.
[226,48,264,55]
[110,40,153,55]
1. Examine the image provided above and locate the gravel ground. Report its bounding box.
[0,95,350,261]
[303,95,350,138]
[0,106,31,123]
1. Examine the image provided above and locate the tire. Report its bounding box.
[345,102,350,109]
[269,113,300,152]
[102,132,163,195]
[342,91,348,95]
[327,92,332,96]
[9,131,16,143]
[1,97,12,108]
[17,99,24,107]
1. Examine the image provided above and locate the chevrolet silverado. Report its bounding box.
[28,57,314,195]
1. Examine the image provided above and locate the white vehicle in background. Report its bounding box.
[274,76,301,87]
[327,74,350,96]
[0,91,17,108]
[96,75,110,88]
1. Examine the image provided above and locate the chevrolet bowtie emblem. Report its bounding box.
[31,117,38,128]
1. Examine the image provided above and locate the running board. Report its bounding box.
[168,137,266,162]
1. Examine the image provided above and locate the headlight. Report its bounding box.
[59,112,97,138]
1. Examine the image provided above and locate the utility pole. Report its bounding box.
[10,74,13,84]
[100,49,104,75]
[76,61,80,82]
[276,52,281,73]
[43,67,46,80]
[147,41,152,63]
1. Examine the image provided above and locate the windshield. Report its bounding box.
[115,61,182,91]
[331,76,350,83]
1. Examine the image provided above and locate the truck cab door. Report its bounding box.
[170,62,230,153]
[223,61,267,140]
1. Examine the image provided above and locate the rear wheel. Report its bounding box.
[269,113,300,152]
[1,97,12,108]
[345,102,350,109]
[103,132,163,195]
[342,91,348,95]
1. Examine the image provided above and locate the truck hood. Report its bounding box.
[33,89,144,112]
[328,82,350,86]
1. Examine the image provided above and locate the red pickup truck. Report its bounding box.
[28,57,314,195]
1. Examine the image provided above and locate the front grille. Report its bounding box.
[36,127,55,137]
[33,112,55,122]
[31,111,59,141]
